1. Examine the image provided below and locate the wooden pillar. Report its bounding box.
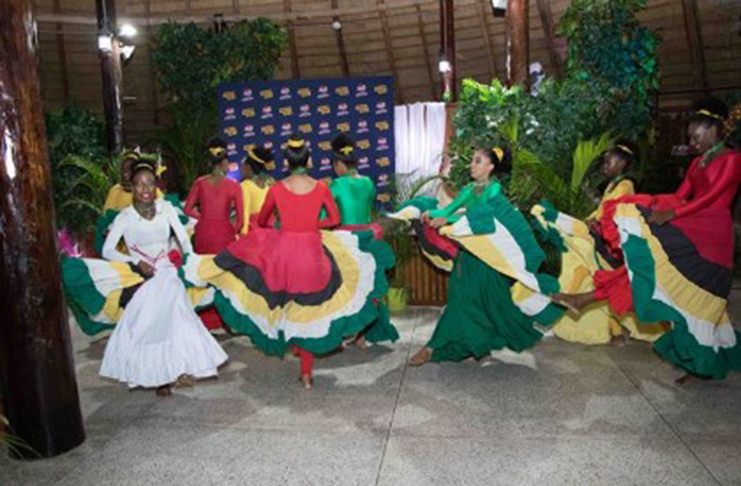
[439,0,456,101]
[0,0,86,459]
[506,0,529,90]
[96,0,124,153]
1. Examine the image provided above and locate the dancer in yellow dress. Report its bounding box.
[531,141,666,345]
[240,145,275,235]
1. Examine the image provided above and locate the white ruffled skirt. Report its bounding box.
[99,262,228,388]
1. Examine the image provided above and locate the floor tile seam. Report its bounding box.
[607,349,724,486]
[374,312,419,486]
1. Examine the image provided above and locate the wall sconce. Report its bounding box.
[118,24,137,38]
[491,0,507,18]
[438,55,452,74]
[98,27,113,52]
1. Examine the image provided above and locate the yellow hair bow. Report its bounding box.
[697,109,724,121]
[287,138,305,149]
[247,148,275,170]
[210,146,226,157]
[492,147,504,163]
[616,144,634,155]
[339,146,354,155]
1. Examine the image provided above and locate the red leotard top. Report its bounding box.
[257,180,340,232]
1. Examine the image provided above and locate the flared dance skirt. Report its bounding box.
[183,227,395,356]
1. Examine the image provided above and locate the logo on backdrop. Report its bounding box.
[218,76,395,207]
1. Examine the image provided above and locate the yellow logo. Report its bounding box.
[261,125,275,135]
[375,121,390,131]
[298,88,312,98]
[377,157,391,167]
[242,108,255,118]
[374,85,388,94]
[260,89,274,99]
[356,104,370,114]
[377,193,391,203]
[318,141,332,151]
[337,122,350,132]
[335,86,350,96]
[299,124,313,134]
[279,106,293,116]
[222,91,236,100]
[358,139,371,149]
[224,127,237,137]
[317,105,331,115]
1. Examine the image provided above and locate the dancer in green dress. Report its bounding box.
[330,133,399,348]
[409,145,564,365]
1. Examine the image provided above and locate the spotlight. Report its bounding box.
[438,56,452,74]
[119,24,137,38]
[332,20,342,31]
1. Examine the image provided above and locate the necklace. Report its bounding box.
[291,167,308,175]
[134,202,156,220]
[472,178,492,196]
[345,168,359,177]
[699,142,725,168]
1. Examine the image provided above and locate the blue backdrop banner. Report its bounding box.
[217,76,395,206]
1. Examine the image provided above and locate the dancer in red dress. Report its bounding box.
[184,137,244,331]
[185,137,244,253]
[555,98,741,382]
[183,134,395,390]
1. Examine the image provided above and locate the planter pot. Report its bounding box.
[387,287,409,314]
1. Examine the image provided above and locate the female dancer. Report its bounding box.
[408,145,564,365]
[184,137,244,253]
[183,134,393,389]
[555,98,741,381]
[184,138,244,331]
[240,145,274,235]
[104,152,163,211]
[531,141,666,345]
[64,161,227,396]
[329,133,398,348]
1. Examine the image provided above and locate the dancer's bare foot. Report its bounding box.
[675,373,694,386]
[175,374,196,388]
[409,347,432,366]
[552,292,594,314]
[610,333,628,347]
[300,374,313,390]
[156,385,172,397]
[355,335,368,350]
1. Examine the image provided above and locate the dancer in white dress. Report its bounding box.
[99,162,228,396]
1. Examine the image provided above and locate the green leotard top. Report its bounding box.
[329,175,376,225]
[428,181,502,223]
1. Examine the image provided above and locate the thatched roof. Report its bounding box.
[33,0,741,140]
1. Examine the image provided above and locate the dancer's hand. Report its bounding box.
[587,219,600,234]
[648,209,675,225]
[429,217,448,229]
[420,211,431,223]
[137,261,155,277]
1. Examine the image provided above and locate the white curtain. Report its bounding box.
[394,102,447,196]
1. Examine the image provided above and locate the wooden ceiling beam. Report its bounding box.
[474,0,498,81]
[680,0,708,91]
[331,0,350,77]
[52,0,70,103]
[535,0,562,79]
[283,0,301,78]
[414,4,438,100]
[377,0,404,104]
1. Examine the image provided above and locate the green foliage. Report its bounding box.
[450,0,659,213]
[1,414,39,458]
[558,0,660,139]
[45,106,114,236]
[151,19,287,193]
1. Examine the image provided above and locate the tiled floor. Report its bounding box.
[2,302,741,486]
